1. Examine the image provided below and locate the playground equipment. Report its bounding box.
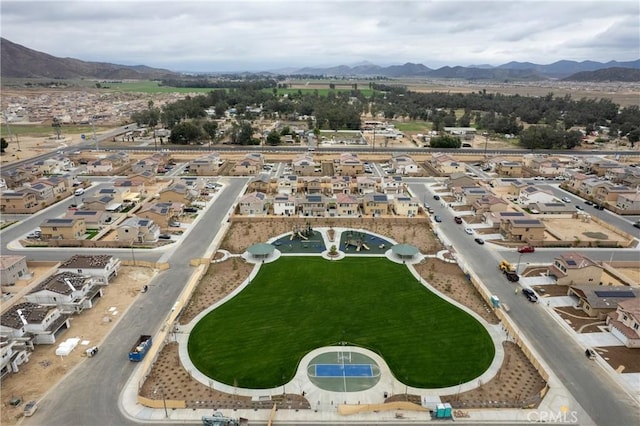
[343,231,370,252]
[290,222,314,240]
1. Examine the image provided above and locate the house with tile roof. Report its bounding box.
[472,195,509,214]
[277,175,299,195]
[615,192,640,212]
[363,192,390,216]
[392,194,419,217]
[335,193,360,216]
[568,284,639,319]
[238,191,268,215]
[299,194,329,217]
[272,193,297,216]
[606,299,640,348]
[548,252,603,286]
[24,272,101,314]
[57,254,121,285]
[116,217,160,243]
[0,302,70,344]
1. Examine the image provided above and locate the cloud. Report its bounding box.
[1,0,638,71]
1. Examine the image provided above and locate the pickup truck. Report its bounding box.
[129,335,152,362]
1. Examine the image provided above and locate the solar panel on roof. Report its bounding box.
[594,290,635,298]
[514,219,541,224]
[308,195,322,202]
[565,259,577,266]
[372,195,387,202]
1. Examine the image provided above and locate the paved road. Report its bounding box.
[22,177,248,426]
[410,182,640,426]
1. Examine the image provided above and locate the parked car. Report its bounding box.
[74,188,85,196]
[593,204,605,210]
[454,216,463,224]
[433,195,440,200]
[474,237,485,245]
[183,207,198,213]
[434,215,442,223]
[23,400,37,417]
[464,227,473,235]
[584,200,594,206]
[575,205,583,210]
[517,246,535,253]
[168,221,180,227]
[633,221,640,229]
[561,197,571,203]
[158,234,172,240]
[522,288,538,303]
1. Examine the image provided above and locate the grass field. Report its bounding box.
[5,124,111,137]
[188,257,494,389]
[392,121,432,132]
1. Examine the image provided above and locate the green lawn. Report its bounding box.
[393,121,432,132]
[188,257,494,389]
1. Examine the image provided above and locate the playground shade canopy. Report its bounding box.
[391,244,419,259]
[247,243,275,259]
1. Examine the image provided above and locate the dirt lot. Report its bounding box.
[0,266,157,425]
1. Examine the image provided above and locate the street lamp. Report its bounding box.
[516,252,524,275]
[154,386,168,418]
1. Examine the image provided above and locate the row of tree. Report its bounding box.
[129,79,640,147]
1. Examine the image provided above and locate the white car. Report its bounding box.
[464,228,474,235]
[561,197,571,203]
[74,188,85,196]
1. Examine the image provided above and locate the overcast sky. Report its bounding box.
[2,0,639,72]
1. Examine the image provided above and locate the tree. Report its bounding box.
[429,134,461,148]
[52,117,62,139]
[266,130,281,146]
[202,121,219,143]
[627,127,640,148]
[0,137,7,153]
[169,122,203,144]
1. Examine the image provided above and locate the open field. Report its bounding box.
[188,256,495,389]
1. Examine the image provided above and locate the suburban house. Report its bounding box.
[299,194,329,217]
[131,158,160,174]
[472,195,509,214]
[0,255,30,286]
[292,154,319,176]
[392,195,420,217]
[40,218,86,240]
[86,158,114,174]
[356,176,378,195]
[447,173,477,190]
[63,210,110,228]
[303,177,324,195]
[579,178,612,199]
[593,185,635,206]
[335,193,360,216]
[157,183,197,204]
[0,167,33,188]
[483,211,528,227]
[527,202,576,215]
[362,192,390,216]
[0,191,39,213]
[606,299,640,348]
[35,176,69,198]
[24,272,101,314]
[272,193,296,216]
[231,153,263,175]
[335,153,364,176]
[191,153,221,175]
[568,285,640,319]
[277,175,299,195]
[495,160,523,177]
[391,155,419,175]
[430,153,464,175]
[95,187,129,204]
[564,172,591,192]
[461,187,493,205]
[499,217,545,242]
[330,176,353,195]
[83,195,119,212]
[57,254,121,285]
[138,202,183,228]
[248,173,274,194]
[615,192,640,212]
[548,252,603,286]
[518,186,557,205]
[21,182,54,202]
[114,171,156,188]
[0,336,31,378]
[116,217,161,243]
[0,302,71,345]
[380,176,404,195]
[238,192,268,215]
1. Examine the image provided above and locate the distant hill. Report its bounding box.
[3,37,639,82]
[562,67,640,82]
[1,38,179,79]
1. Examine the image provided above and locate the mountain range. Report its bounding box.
[2,37,639,82]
